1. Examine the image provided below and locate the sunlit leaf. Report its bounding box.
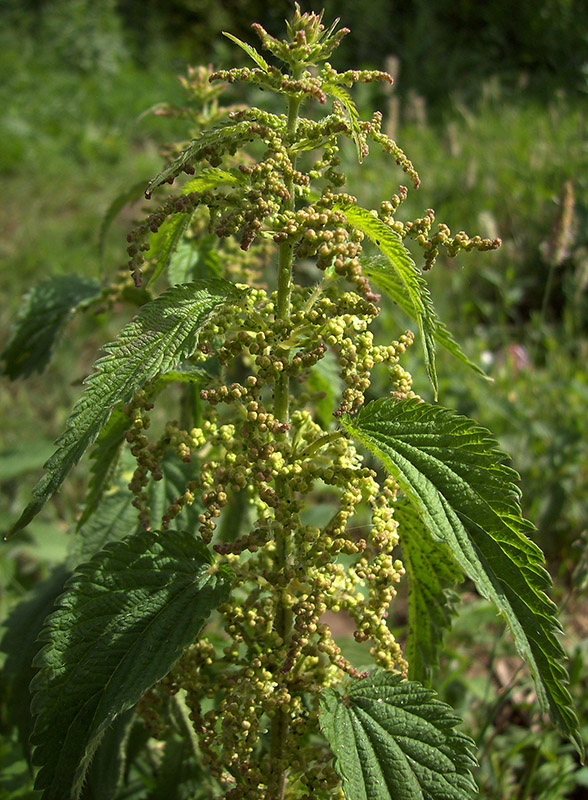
[180,167,246,194]
[342,397,582,755]
[336,204,438,397]
[9,279,245,537]
[319,670,477,800]
[361,254,489,380]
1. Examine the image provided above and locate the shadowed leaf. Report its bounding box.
[396,500,460,683]
[31,529,232,800]
[1,276,102,380]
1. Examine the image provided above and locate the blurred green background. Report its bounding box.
[1,1,588,797]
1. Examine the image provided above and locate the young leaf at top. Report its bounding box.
[360,254,489,380]
[223,32,271,73]
[335,204,439,397]
[8,278,246,538]
[319,670,477,800]
[323,82,367,162]
[396,500,460,684]
[30,528,233,800]
[145,121,264,198]
[1,275,102,380]
[342,397,583,755]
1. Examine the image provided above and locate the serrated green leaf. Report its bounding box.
[9,279,245,537]
[342,398,582,755]
[145,212,192,288]
[80,709,134,800]
[168,235,223,286]
[396,500,460,683]
[319,670,477,800]
[223,31,271,72]
[69,487,137,567]
[77,408,131,531]
[361,254,490,381]
[30,529,233,800]
[324,83,366,162]
[181,166,246,194]
[99,180,147,266]
[0,567,69,758]
[145,121,261,198]
[336,205,438,398]
[1,275,102,380]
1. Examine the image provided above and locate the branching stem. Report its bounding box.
[297,430,345,460]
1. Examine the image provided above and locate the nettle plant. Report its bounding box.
[1,8,582,800]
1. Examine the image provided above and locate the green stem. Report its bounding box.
[274,239,295,424]
[298,430,344,459]
[273,92,301,425]
[301,272,335,315]
[269,86,302,800]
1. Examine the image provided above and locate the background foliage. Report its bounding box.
[1,1,587,796]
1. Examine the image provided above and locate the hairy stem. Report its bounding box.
[274,91,301,425]
[298,430,345,459]
[269,85,302,800]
